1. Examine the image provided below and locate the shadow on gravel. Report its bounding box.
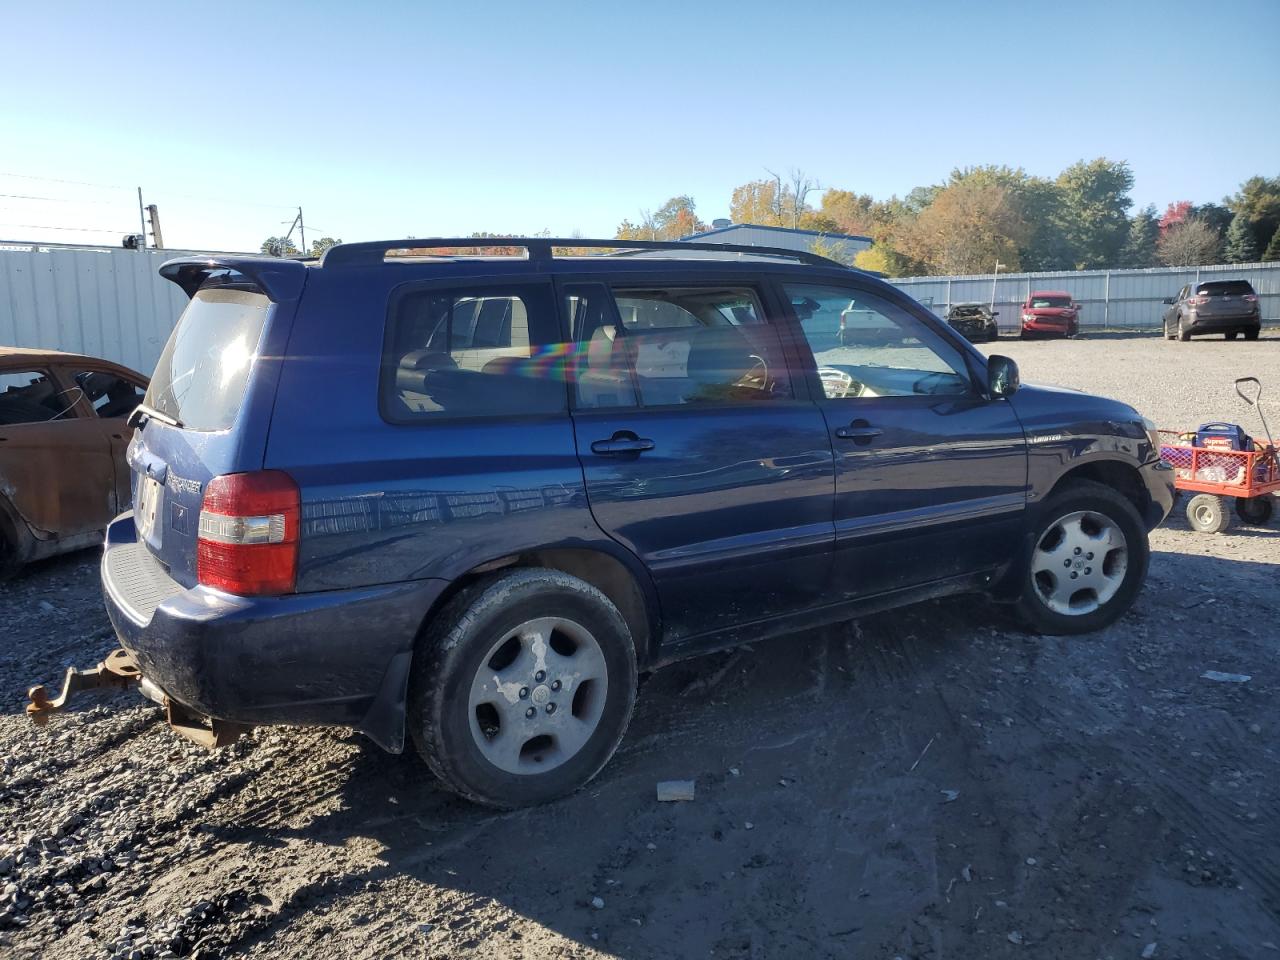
[198,550,1279,959]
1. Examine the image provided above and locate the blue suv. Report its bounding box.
[101,238,1174,807]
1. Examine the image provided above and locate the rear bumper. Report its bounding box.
[1187,312,1261,331]
[101,512,447,752]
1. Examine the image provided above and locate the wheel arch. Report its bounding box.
[1045,459,1152,526]
[417,543,660,670]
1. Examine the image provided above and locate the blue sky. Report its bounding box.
[1,0,1277,252]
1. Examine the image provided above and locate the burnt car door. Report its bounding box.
[0,364,117,541]
[778,279,1028,602]
[58,363,147,511]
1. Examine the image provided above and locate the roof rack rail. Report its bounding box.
[318,236,852,270]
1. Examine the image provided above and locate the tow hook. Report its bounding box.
[26,647,249,749]
[26,648,142,721]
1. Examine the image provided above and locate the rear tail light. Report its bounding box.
[197,471,300,595]
[1244,294,1258,302]
[1188,296,1208,306]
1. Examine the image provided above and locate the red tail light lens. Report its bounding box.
[1188,296,1208,306]
[197,471,300,595]
[1244,294,1258,302]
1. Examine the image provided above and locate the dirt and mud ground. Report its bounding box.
[1,333,1277,959]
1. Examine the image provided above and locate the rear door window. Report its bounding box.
[383,282,568,420]
[603,286,792,407]
[145,286,272,431]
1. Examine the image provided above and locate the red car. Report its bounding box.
[1020,291,1080,339]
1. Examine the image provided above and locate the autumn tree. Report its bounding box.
[1159,201,1193,237]
[616,196,705,241]
[1223,214,1258,263]
[1119,206,1159,268]
[309,237,340,257]
[1157,219,1221,266]
[948,165,1070,270]
[896,180,1030,275]
[807,189,876,236]
[1055,158,1134,269]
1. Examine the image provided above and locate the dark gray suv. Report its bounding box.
[1163,280,1262,341]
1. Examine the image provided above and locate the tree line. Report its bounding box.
[617,165,1280,276]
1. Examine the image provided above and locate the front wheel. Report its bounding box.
[1226,332,1238,341]
[1178,318,1191,341]
[1236,495,1274,526]
[1014,481,1149,635]
[1244,328,1260,341]
[408,568,638,809]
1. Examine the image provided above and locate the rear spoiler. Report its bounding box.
[159,256,308,303]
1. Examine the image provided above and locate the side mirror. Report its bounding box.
[991,310,1000,317]
[988,355,1020,398]
[1162,297,1175,305]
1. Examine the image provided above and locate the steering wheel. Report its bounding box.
[817,366,863,399]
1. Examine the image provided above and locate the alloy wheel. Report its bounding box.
[1030,510,1129,616]
[467,616,608,774]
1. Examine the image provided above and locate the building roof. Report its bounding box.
[681,223,873,244]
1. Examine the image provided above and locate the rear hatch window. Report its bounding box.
[1196,280,1254,297]
[144,286,272,431]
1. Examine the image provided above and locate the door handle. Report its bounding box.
[591,434,655,456]
[835,420,883,444]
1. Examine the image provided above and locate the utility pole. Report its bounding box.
[136,188,148,250]
[990,261,1006,311]
[297,206,305,255]
[146,204,164,249]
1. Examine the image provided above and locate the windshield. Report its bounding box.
[144,286,271,431]
[1030,296,1072,309]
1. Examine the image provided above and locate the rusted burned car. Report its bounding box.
[0,347,147,576]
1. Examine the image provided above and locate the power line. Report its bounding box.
[0,171,132,190]
[0,171,299,212]
[0,192,118,204]
[0,223,136,233]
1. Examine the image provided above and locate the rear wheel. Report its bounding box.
[1245,328,1260,341]
[1226,332,1238,341]
[1236,495,1274,526]
[1186,494,1230,534]
[408,568,638,809]
[1014,480,1149,635]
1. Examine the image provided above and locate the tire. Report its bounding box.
[1178,317,1191,341]
[1245,328,1260,341]
[1226,332,1238,341]
[0,513,21,581]
[407,567,638,809]
[1014,480,1150,635]
[1235,495,1274,526]
[1186,493,1230,534]
[1164,320,1175,341]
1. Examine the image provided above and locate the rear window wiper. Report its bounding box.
[127,402,183,430]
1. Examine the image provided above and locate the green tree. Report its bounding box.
[261,236,299,257]
[1223,214,1259,263]
[1119,205,1159,267]
[309,237,341,257]
[1263,228,1280,262]
[1225,175,1280,255]
[1192,202,1232,238]
[1055,158,1135,269]
[1157,219,1221,266]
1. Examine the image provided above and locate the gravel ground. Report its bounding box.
[2,334,1278,960]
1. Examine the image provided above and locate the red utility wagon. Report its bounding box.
[1157,377,1279,533]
